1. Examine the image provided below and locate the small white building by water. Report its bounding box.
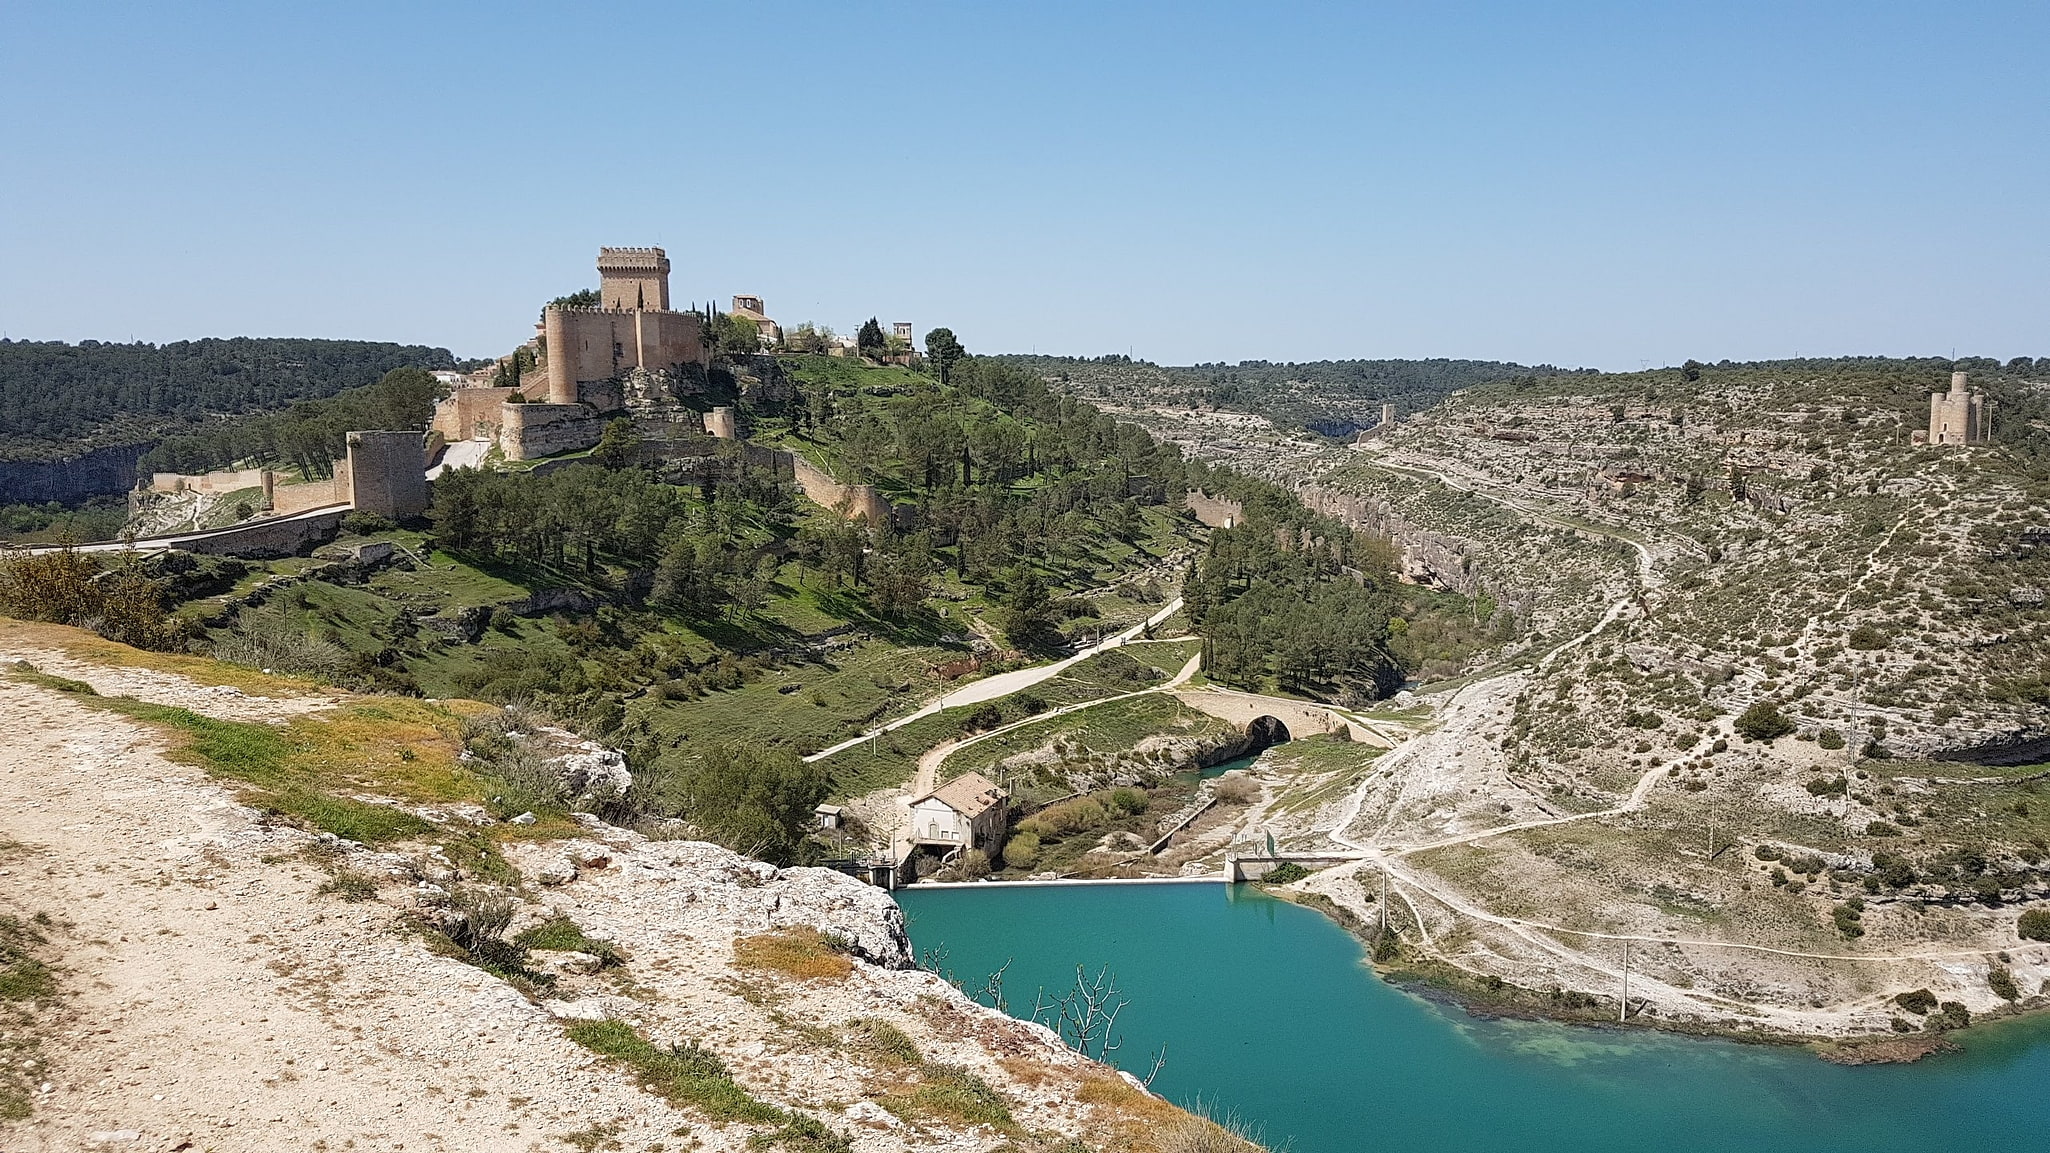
[908,772,1008,851]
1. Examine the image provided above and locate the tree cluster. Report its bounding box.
[138,367,446,479]
[1181,469,1405,699]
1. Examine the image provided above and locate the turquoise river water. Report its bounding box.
[896,882,2050,1153]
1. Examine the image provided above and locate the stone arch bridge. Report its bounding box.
[1171,689,1385,747]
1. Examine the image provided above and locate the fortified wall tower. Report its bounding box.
[1925,371,1994,446]
[598,246,671,311]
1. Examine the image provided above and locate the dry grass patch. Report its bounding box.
[732,928,854,982]
[880,1061,1016,1130]
[0,618,325,696]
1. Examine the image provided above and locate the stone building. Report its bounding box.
[729,295,782,348]
[1919,371,1994,446]
[907,772,1008,852]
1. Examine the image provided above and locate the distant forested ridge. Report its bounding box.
[140,367,446,480]
[1000,354,1547,436]
[0,337,459,464]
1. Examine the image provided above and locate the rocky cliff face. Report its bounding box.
[0,442,148,503]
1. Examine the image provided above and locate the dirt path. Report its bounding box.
[804,598,1184,763]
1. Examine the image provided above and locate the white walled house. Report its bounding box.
[907,772,1008,851]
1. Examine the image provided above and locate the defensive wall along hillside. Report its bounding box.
[787,453,896,525]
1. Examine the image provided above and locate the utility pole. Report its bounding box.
[1620,941,1632,1023]
[1706,787,1716,861]
[1380,867,1389,934]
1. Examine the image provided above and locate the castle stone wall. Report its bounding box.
[170,508,345,558]
[705,406,738,439]
[270,476,345,515]
[149,467,267,495]
[790,453,896,525]
[1185,490,1246,529]
[433,387,517,440]
[544,307,704,406]
[500,403,605,461]
[345,431,429,519]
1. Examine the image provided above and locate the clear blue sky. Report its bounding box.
[3,1,2044,368]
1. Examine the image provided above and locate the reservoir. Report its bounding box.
[897,882,2050,1153]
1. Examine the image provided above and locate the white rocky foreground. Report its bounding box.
[0,644,1173,1153]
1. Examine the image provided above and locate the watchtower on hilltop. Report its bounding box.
[1924,371,1994,446]
[597,247,671,311]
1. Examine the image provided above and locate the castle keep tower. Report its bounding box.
[543,246,704,406]
[597,247,671,311]
[1927,371,1994,446]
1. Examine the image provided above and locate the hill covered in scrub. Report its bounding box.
[999,354,1544,437]
[0,337,462,479]
[1101,353,2050,1038]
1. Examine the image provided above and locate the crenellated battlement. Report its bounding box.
[544,304,696,317]
[597,246,669,269]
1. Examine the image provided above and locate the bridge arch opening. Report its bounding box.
[1246,714,1291,752]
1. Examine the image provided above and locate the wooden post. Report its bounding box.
[1620,941,1631,1023]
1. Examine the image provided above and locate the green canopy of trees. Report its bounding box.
[0,337,457,459]
[139,367,447,479]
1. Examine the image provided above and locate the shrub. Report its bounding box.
[1989,966,2020,1002]
[1158,1110,1266,1153]
[1848,625,1891,650]
[1754,844,1784,861]
[1018,797,1109,840]
[1817,728,1847,750]
[1735,701,1796,742]
[1261,862,1311,885]
[514,914,627,968]
[1872,850,1918,888]
[566,1019,786,1125]
[0,915,56,1004]
[1831,902,1865,938]
[885,1062,1014,1128]
[1865,821,1900,837]
[1001,831,1040,870]
[1805,776,1848,797]
[1212,775,1259,805]
[1936,1001,1972,1030]
[1107,786,1150,815]
[2017,908,2050,942]
[315,870,378,901]
[1894,988,1937,1014]
[434,889,553,989]
[961,849,992,880]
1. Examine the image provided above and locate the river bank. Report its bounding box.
[1271,878,2042,1063]
[899,878,2050,1153]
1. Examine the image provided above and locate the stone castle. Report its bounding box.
[435,247,732,460]
[1918,370,1994,446]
